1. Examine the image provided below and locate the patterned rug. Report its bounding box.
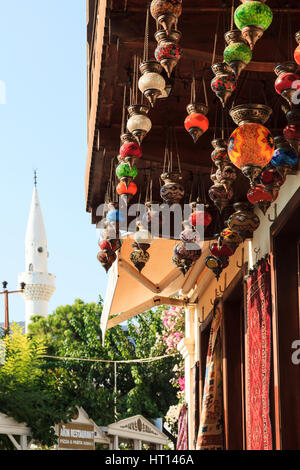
[246,258,272,450]
[196,302,223,450]
[176,405,188,450]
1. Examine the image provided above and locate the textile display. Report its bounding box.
[192,361,200,449]
[176,405,188,450]
[246,258,272,450]
[196,302,224,450]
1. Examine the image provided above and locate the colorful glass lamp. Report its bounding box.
[234,0,273,50]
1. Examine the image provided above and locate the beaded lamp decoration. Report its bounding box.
[184,74,209,143]
[150,0,182,35]
[160,127,184,205]
[211,63,237,108]
[172,240,202,276]
[154,29,182,78]
[205,254,229,281]
[139,6,166,107]
[224,29,252,78]
[227,202,260,240]
[234,0,273,50]
[283,109,300,157]
[271,135,298,177]
[294,31,300,66]
[274,62,300,108]
[228,104,275,186]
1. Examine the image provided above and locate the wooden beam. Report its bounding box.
[119,258,161,293]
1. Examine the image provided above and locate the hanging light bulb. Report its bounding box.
[154,30,182,78]
[228,104,275,186]
[211,63,237,107]
[150,0,182,35]
[234,0,273,50]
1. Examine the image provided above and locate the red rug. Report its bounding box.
[246,258,272,450]
[176,405,188,450]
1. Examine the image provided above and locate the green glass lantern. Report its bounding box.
[116,162,138,180]
[234,0,273,50]
[224,30,252,77]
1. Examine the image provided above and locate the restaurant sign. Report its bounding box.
[58,422,95,450]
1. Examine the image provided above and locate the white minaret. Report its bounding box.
[19,174,56,332]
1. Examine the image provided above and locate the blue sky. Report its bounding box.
[0,1,108,321]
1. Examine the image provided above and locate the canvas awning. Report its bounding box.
[100,236,210,341]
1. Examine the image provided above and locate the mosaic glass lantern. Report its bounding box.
[139,60,166,107]
[210,241,235,258]
[211,63,237,107]
[160,172,184,204]
[224,30,252,78]
[184,104,209,143]
[247,183,276,215]
[174,241,202,262]
[120,141,142,160]
[180,227,202,249]
[172,255,194,276]
[106,209,126,223]
[271,135,298,177]
[228,104,274,185]
[116,163,138,181]
[209,183,234,213]
[219,228,242,252]
[215,165,237,192]
[127,104,152,145]
[211,138,231,169]
[130,247,150,272]
[234,0,273,49]
[274,62,300,107]
[227,202,260,240]
[116,181,138,197]
[283,109,300,157]
[155,30,182,78]
[150,0,182,34]
[97,250,117,273]
[205,255,229,281]
[134,225,153,250]
[294,31,300,66]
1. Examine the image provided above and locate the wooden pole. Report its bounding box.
[4,291,9,332]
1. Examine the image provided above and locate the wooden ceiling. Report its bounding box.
[86,0,300,227]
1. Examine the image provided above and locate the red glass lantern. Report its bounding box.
[189,210,212,228]
[210,241,234,258]
[184,104,209,143]
[120,142,142,160]
[274,62,300,106]
[294,31,300,65]
[247,184,276,215]
[154,30,182,78]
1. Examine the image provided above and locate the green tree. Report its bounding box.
[28,299,180,426]
[0,324,76,448]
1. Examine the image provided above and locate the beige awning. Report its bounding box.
[100,236,209,341]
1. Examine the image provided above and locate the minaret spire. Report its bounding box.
[18,176,56,332]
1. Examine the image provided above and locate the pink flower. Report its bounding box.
[178,377,185,391]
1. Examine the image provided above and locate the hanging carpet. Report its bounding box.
[176,404,188,450]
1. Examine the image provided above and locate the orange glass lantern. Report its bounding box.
[116,181,138,196]
[295,31,300,65]
[184,104,209,143]
[228,104,274,185]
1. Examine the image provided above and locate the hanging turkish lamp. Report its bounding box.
[224,30,252,78]
[184,104,209,144]
[271,135,298,177]
[211,63,237,107]
[294,32,300,66]
[228,104,274,186]
[130,223,152,272]
[209,181,234,214]
[184,74,209,143]
[160,127,184,205]
[211,138,231,170]
[154,30,182,78]
[274,62,300,108]
[97,250,117,273]
[127,104,152,145]
[219,228,243,253]
[150,0,182,35]
[180,223,202,250]
[215,165,237,192]
[283,109,300,158]
[172,241,201,276]
[205,254,229,281]
[188,208,212,232]
[234,0,273,50]
[139,6,166,108]
[210,240,236,258]
[227,202,260,240]
[247,183,276,215]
